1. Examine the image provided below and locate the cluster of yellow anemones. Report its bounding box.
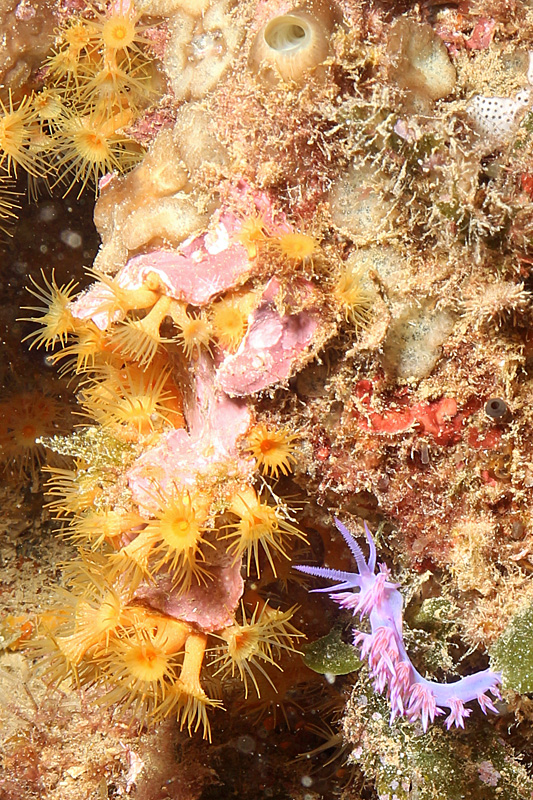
[0,1,158,206]
[23,266,306,739]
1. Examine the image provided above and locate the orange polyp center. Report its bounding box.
[160,510,199,551]
[21,424,37,440]
[103,17,135,49]
[242,504,277,539]
[118,396,152,429]
[65,23,92,50]
[186,319,207,340]
[278,232,316,261]
[94,597,121,635]
[229,627,258,660]
[216,309,242,337]
[84,132,108,161]
[124,642,168,682]
[260,439,276,453]
[174,519,189,535]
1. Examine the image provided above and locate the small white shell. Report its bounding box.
[466,90,531,147]
[466,48,533,148]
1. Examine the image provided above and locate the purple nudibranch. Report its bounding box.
[295,519,502,731]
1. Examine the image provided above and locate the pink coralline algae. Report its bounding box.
[464,18,496,51]
[70,213,252,329]
[113,215,252,308]
[133,563,244,632]
[217,278,320,396]
[296,519,502,731]
[127,354,252,514]
[119,354,250,632]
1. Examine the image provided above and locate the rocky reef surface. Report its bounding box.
[3,0,533,798]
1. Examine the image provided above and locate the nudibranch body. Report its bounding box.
[296,519,502,731]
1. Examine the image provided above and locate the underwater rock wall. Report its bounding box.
[3,0,533,797]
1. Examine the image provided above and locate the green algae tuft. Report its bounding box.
[491,602,533,693]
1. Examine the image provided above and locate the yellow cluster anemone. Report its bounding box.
[210,290,257,353]
[23,266,308,739]
[20,269,186,443]
[107,486,214,593]
[270,230,320,266]
[246,422,298,478]
[333,264,375,330]
[235,212,321,270]
[22,270,79,351]
[0,91,48,179]
[32,0,160,196]
[79,362,178,437]
[225,486,307,577]
[63,507,145,550]
[51,106,142,197]
[212,600,303,699]
[0,389,71,480]
[111,295,176,367]
[86,267,163,315]
[98,625,179,722]
[44,464,104,518]
[235,211,268,259]
[84,1,154,63]
[143,489,213,589]
[38,559,220,737]
[170,303,213,360]
[50,322,111,376]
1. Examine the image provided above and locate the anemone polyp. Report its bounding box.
[271,231,320,265]
[246,423,298,478]
[110,295,175,368]
[52,108,142,197]
[64,508,145,550]
[55,588,124,666]
[0,390,69,479]
[84,1,152,60]
[212,601,303,699]
[97,625,180,724]
[235,212,267,258]
[101,13,140,52]
[61,19,97,54]
[21,269,79,351]
[144,489,213,591]
[210,291,257,353]
[45,465,103,517]
[171,305,212,360]
[248,4,337,84]
[333,266,375,330]
[79,362,177,437]
[50,322,110,376]
[0,91,47,178]
[226,486,307,577]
